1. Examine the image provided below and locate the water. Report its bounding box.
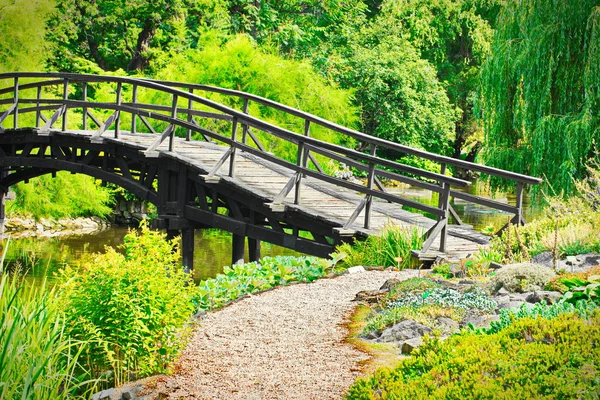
[0,183,542,283]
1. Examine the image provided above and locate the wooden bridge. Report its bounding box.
[0,73,541,270]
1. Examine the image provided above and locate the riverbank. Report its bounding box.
[2,216,110,238]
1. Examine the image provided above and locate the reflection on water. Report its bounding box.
[1,226,298,284]
[388,182,542,231]
[0,183,542,284]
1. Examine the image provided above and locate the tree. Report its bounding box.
[0,0,56,72]
[480,0,600,194]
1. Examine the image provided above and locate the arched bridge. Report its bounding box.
[0,73,542,270]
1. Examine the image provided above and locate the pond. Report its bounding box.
[0,183,542,284]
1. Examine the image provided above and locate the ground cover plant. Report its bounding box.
[194,255,334,311]
[336,224,423,270]
[57,222,195,386]
[0,274,96,399]
[347,311,600,399]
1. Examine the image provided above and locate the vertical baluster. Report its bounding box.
[61,79,68,131]
[364,144,377,229]
[186,88,193,141]
[169,94,178,152]
[294,119,310,205]
[515,182,524,226]
[241,98,249,144]
[35,85,42,128]
[438,183,450,252]
[114,81,122,138]
[13,77,18,129]
[229,116,238,177]
[131,84,137,134]
[82,83,88,130]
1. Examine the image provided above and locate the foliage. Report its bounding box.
[558,275,600,305]
[363,304,463,336]
[488,263,556,293]
[482,300,600,335]
[546,265,600,293]
[380,277,441,308]
[0,274,96,399]
[389,287,496,312]
[336,224,423,269]
[480,0,600,195]
[0,0,55,73]
[347,312,600,399]
[194,255,333,311]
[6,172,114,220]
[58,222,195,386]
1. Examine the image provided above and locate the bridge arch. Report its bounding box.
[0,73,543,269]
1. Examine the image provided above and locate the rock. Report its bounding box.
[376,320,432,343]
[379,278,401,291]
[525,291,563,305]
[498,300,533,310]
[435,317,459,333]
[121,385,142,400]
[576,253,600,270]
[531,251,555,269]
[461,313,500,329]
[489,262,504,270]
[353,289,386,303]
[345,266,366,274]
[497,287,510,295]
[566,256,581,266]
[92,389,116,400]
[401,337,423,354]
[364,330,380,340]
[449,264,465,278]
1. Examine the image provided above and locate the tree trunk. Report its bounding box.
[127,20,156,71]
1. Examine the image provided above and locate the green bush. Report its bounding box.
[7,172,113,220]
[348,312,600,399]
[489,263,556,293]
[363,304,463,335]
[194,256,333,311]
[0,275,95,399]
[336,224,424,269]
[58,222,194,386]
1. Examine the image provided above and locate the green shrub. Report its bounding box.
[194,256,333,311]
[363,304,463,335]
[348,312,600,399]
[58,222,194,386]
[0,275,96,399]
[482,300,600,335]
[336,224,423,269]
[7,172,113,220]
[489,263,556,293]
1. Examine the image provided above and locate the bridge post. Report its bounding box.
[181,228,195,274]
[248,237,261,262]
[0,169,6,235]
[232,234,245,265]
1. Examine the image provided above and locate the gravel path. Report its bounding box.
[143,269,418,399]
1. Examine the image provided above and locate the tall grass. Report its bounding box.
[0,274,95,399]
[336,224,424,269]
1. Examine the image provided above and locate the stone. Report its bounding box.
[461,314,500,329]
[380,278,401,291]
[449,264,465,278]
[497,287,510,295]
[376,320,432,343]
[498,300,533,310]
[435,316,459,333]
[121,385,143,400]
[92,389,116,400]
[576,253,600,270]
[489,261,504,270]
[401,337,423,354]
[531,251,555,269]
[353,289,386,303]
[364,330,380,340]
[345,266,366,274]
[525,291,563,305]
[566,256,581,266]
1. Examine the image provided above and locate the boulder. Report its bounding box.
[345,266,366,274]
[401,337,423,355]
[435,316,459,333]
[121,385,143,400]
[525,291,563,305]
[461,314,500,329]
[92,389,116,400]
[380,278,401,291]
[353,290,386,303]
[376,320,432,343]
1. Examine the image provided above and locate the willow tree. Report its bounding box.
[480,0,600,195]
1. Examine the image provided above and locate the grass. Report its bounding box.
[0,274,96,399]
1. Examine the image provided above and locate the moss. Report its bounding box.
[489,263,556,293]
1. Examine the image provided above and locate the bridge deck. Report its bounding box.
[86,130,489,260]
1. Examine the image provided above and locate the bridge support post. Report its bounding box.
[232,234,245,265]
[181,228,195,274]
[0,169,6,236]
[248,237,261,262]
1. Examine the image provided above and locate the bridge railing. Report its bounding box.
[0,73,542,253]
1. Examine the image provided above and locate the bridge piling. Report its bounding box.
[232,234,245,265]
[181,228,195,274]
[248,237,261,262]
